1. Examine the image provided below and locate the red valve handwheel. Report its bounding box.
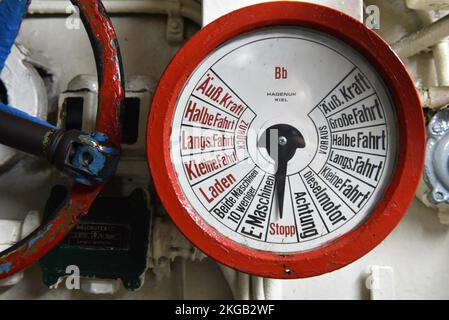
[0,0,124,279]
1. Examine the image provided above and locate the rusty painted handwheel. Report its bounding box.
[0,0,124,279]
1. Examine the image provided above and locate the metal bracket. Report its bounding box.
[166,1,184,44]
[365,266,396,300]
[425,109,449,204]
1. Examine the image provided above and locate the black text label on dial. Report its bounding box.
[170,28,397,253]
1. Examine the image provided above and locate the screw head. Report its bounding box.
[279,136,288,146]
[434,191,445,202]
[170,20,181,30]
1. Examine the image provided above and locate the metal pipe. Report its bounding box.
[417,10,449,85]
[419,86,449,109]
[0,109,55,158]
[392,13,449,59]
[218,264,283,300]
[263,278,283,300]
[406,0,449,11]
[236,272,250,300]
[433,41,449,85]
[218,264,251,300]
[251,277,265,300]
[27,0,202,25]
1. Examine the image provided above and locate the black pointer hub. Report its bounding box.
[259,124,306,219]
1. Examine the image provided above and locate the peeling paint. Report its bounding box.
[0,262,11,274]
[28,224,53,249]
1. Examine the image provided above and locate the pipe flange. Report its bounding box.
[425,109,449,204]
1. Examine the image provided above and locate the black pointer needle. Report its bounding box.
[275,148,289,220]
[260,124,306,219]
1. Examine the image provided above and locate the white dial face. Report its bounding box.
[170,27,397,253]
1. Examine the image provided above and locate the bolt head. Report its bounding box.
[279,136,288,146]
[434,192,445,202]
[433,122,444,134]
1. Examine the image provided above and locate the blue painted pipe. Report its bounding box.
[0,102,56,128]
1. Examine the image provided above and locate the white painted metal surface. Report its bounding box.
[365,266,396,300]
[0,0,447,300]
[202,0,364,26]
[28,0,202,25]
[0,45,48,169]
[407,0,449,10]
[0,211,41,287]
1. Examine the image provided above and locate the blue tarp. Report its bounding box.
[0,0,55,128]
[0,0,29,72]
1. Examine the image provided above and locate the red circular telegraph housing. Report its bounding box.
[147,1,425,279]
